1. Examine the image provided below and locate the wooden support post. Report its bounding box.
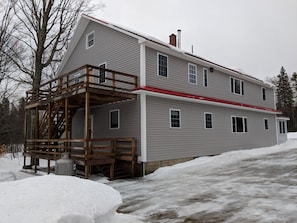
[84,91,90,178]
[65,98,69,153]
[23,108,27,169]
[112,72,115,90]
[47,103,51,174]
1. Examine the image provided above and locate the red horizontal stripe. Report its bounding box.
[135,86,280,113]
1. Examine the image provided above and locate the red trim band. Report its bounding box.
[134,86,280,113]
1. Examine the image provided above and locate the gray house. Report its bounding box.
[56,14,287,175]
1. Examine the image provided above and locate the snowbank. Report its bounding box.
[0,175,140,223]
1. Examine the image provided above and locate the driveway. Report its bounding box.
[109,147,297,222]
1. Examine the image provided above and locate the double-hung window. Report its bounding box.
[158,53,168,77]
[110,109,120,129]
[203,68,208,87]
[204,113,213,129]
[170,109,181,128]
[230,77,244,95]
[262,87,266,100]
[232,116,248,133]
[279,121,286,134]
[264,118,269,130]
[188,63,197,84]
[86,31,95,49]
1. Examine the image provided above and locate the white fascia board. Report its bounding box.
[133,89,281,115]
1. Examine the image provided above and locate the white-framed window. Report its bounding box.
[157,53,168,77]
[231,116,248,133]
[279,121,286,134]
[203,68,208,87]
[109,109,120,129]
[230,77,244,95]
[86,31,95,49]
[262,87,266,100]
[170,109,181,128]
[98,62,106,84]
[204,112,213,129]
[264,118,269,130]
[188,63,197,84]
[73,73,83,84]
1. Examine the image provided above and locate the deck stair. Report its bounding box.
[24,65,138,179]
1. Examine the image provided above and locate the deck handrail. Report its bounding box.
[26,64,138,104]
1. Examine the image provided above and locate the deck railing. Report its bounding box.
[24,137,136,178]
[26,64,138,104]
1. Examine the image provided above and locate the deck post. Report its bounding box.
[65,97,69,152]
[47,103,52,174]
[84,90,90,178]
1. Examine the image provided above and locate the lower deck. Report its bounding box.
[24,137,137,179]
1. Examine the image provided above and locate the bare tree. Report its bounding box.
[6,0,104,89]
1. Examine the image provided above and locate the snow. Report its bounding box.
[1,133,297,222]
[0,175,141,223]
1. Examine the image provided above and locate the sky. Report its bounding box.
[93,0,297,81]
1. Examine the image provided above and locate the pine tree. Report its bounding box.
[276,67,294,131]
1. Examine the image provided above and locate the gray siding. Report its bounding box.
[146,47,275,109]
[60,21,140,76]
[146,96,277,162]
[72,99,141,155]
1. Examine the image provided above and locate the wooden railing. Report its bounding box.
[24,137,136,178]
[26,64,138,104]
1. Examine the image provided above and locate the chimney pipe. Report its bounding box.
[177,29,181,48]
[169,33,176,47]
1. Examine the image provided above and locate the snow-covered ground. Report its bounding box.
[1,133,297,222]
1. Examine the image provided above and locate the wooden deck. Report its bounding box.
[24,65,138,179]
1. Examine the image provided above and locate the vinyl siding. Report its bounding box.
[146,95,277,162]
[72,99,141,155]
[60,21,140,76]
[145,47,275,109]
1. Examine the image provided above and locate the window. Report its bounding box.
[230,77,244,95]
[262,88,266,100]
[110,109,120,129]
[98,63,106,83]
[73,73,83,84]
[264,118,269,130]
[203,68,208,87]
[188,63,197,84]
[232,116,248,133]
[170,109,181,128]
[204,113,213,129]
[158,53,168,77]
[86,31,95,49]
[279,121,286,134]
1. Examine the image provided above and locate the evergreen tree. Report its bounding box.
[276,67,294,131]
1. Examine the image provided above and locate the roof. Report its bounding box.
[58,14,273,88]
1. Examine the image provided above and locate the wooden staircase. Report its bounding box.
[38,102,77,139]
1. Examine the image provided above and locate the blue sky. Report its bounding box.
[93,0,297,80]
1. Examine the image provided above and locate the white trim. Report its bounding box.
[203,68,208,87]
[231,116,248,133]
[140,43,146,86]
[157,52,168,78]
[133,89,281,115]
[86,30,95,49]
[204,112,213,129]
[230,76,244,96]
[139,94,147,162]
[188,63,197,85]
[169,109,181,128]
[109,109,120,129]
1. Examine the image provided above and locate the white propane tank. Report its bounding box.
[55,153,74,176]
